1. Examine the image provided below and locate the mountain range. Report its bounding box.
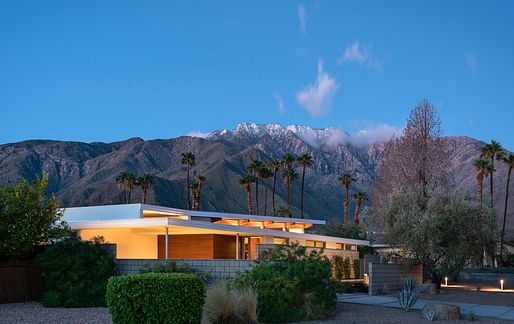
[0,123,512,231]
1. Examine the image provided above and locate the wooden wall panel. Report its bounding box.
[158,234,236,259]
[213,235,236,259]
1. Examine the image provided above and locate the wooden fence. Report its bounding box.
[0,260,44,303]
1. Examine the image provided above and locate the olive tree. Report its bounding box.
[0,175,66,258]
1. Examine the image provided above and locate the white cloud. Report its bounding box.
[465,52,477,79]
[296,60,339,118]
[323,124,403,148]
[187,131,211,138]
[338,41,385,72]
[298,4,306,33]
[274,94,285,115]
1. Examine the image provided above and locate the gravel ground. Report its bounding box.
[420,283,514,307]
[299,303,513,324]
[0,302,111,324]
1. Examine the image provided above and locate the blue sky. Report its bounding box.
[1,1,513,149]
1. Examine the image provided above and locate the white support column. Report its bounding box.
[165,225,169,260]
[236,234,240,260]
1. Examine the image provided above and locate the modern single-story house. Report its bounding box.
[64,203,369,261]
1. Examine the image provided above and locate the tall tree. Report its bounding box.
[352,192,369,224]
[190,181,200,211]
[115,172,129,203]
[297,153,313,219]
[480,140,505,208]
[282,153,297,217]
[338,173,355,224]
[126,172,136,204]
[196,175,206,211]
[239,174,256,215]
[137,173,155,204]
[248,160,265,215]
[473,159,492,204]
[116,171,136,204]
[282,168,298,217]
[181,152,196,209]
[269,160,283,215]
[500,154,514,266]
[374,99,449,216]
[260,168,273,216]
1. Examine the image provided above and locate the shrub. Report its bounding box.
[352,259,360,279]
[36,236,115,307]
[342,257,351,279]
[139,260,210,283]
[234,244,336,323]
[398,276,417,311]
[202,281,257,324]
[332,255,344,280]
[106,273,204,324]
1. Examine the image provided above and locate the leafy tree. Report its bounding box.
[337,173,355,224]
[317,222,366,240]
[297,153,313,219]
[239,174,256,214]
[0,175,66,258]
[500,154,514,265]
[181,152,196,209]
[137,173,155,204]
[383,189,497,287]
[352,192,369,224]
[269,160,283,215]
[473,159,492,204]
[480,140,504,208]
[248,160,265,215]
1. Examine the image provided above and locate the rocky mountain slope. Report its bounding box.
[0,123,512,230]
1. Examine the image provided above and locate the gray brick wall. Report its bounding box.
[368,262,423,295]
[116,259,255,278]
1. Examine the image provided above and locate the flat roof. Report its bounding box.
[67,217,369,246]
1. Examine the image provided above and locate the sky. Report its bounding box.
[1,1,514,149]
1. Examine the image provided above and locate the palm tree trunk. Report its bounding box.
[500,166,512,266]
[186,167,191,209]
[354,199,362,224]
[272,171,277,214]
[255,179,259,215]
[287,177,292,217]
[344,185,350,224]
[264,181,268,216]
[142,188,147,204]
[197,184,202,211]
[128,186,132,204]
[490,158,494,208]
[301,166,306,219]
[247,186,253,215]
[477,174,483,204]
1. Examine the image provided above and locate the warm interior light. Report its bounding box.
[500,279,504,291]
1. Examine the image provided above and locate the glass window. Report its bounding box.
[335,243,344,250]
[273,238,288,245]
[306,240,325,248]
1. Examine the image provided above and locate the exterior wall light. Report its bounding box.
[500,279,504,291]
[444,277,448,286]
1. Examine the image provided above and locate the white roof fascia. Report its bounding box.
[63,204,143,222]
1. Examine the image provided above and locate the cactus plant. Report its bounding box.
[398,276,418,311]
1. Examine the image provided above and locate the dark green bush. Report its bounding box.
[106,273,204,324]
[234,244,336,323]
[352,259,360,279]
[139,260,210,283]
[36,236,115,307]
[342,257,351,279]
[332,255,344,280]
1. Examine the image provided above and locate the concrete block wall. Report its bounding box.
[116,259,255,278]
[368,262,423,296]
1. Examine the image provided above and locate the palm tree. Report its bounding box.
[196,175,206,210]
[116,171,136,204]
[480,140,505,207]
[352,192,369,224]
[137,173,156,204]
[338,173,356,224]
[126,172,136,203]
[282,168,298,217]
[116,172,128,203]
[260,168,273,216]
[269,159,283,215]
[297,153,313,219]
[181,152,196,209]
[500,154,514,266]
[282,153,297,217]
[248,160,265,214]
[473,159,492,204]
[239,174,256,214]
[190,181,200,211]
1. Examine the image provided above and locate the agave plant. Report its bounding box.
[398,276,418,311]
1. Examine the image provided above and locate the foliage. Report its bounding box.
[233,244,336,323]
[332,255,344,280]
[466,309,477,321]
[424,309,435,321]
[383,189,497,286]
[106,273,204,324]
[36,236,115,307]
[202,280,257,324]
[317,222,366,240]
[398,277,418,311]
[274,206,290,217]
[139,260,210,284]
[352,259,360,279]
[0,175,67,258]
[342,257,351,279]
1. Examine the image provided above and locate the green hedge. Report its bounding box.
[106,273,204,324]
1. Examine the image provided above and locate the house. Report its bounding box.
[64,203,369,261]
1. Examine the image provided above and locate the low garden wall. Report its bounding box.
[368,262,423,295]
[116,259,255,278]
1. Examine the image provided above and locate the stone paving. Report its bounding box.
[337,293,514,321]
